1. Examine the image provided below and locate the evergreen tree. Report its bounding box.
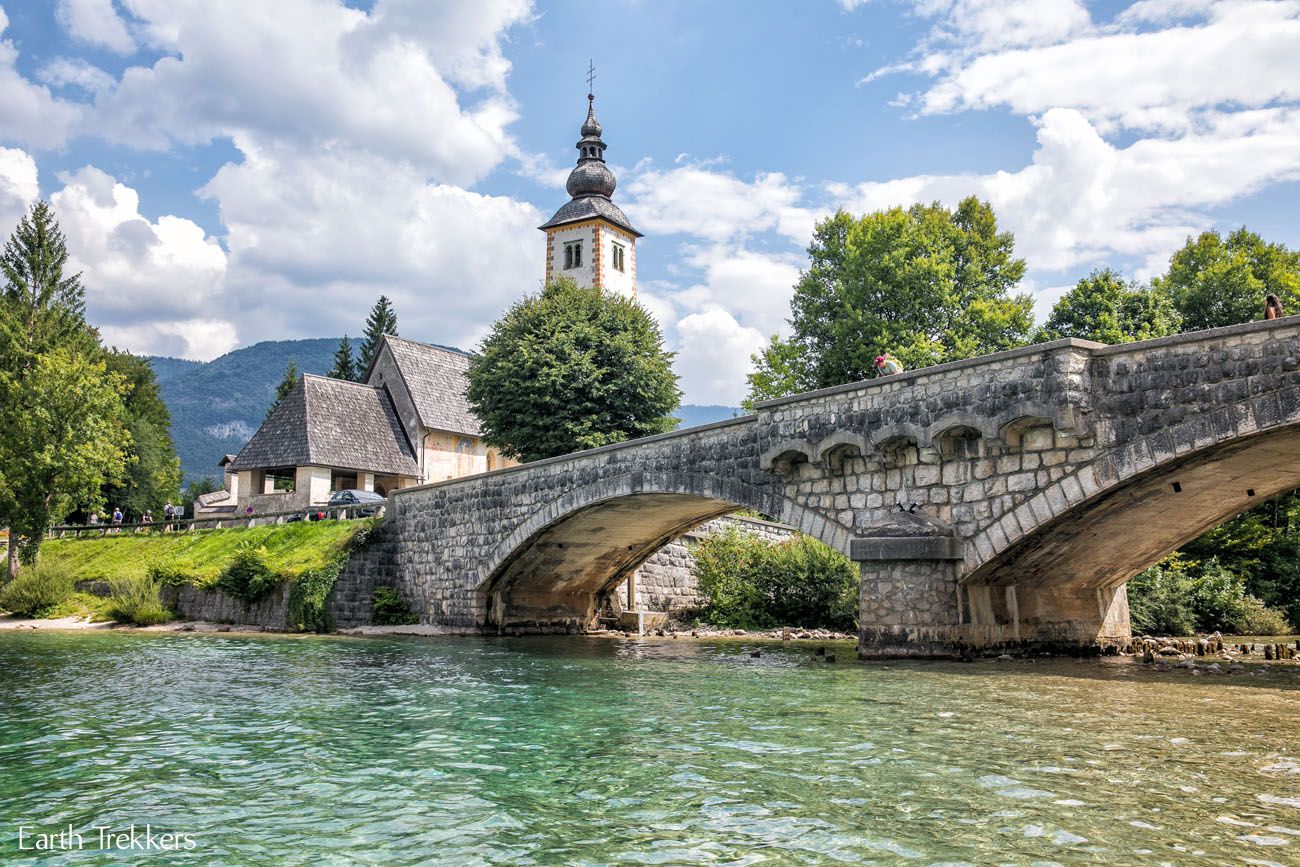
[267,359,300,418]
[329,334,357,382]
[746,198,1034,404]
[467,277,681,462]
[100,351,182,517]
[358,295,398,374]
[0,201,95,370]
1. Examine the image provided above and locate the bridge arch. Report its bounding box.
[477,471,851,631]
[963,388,1300,593]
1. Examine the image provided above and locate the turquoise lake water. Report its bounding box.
[0,631,1297,864]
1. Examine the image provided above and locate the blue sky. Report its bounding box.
[1,1,1299,405]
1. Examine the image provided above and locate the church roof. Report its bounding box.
[228,375,420,477]
[538,91,641,238]
[539,195,642,237]
[377,335,482,437]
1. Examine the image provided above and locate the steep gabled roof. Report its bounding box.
[374,335,482,437]
[228,375,420,476]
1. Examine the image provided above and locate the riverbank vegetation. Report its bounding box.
[39,521,367,586]
[691,527,858,632]
[0,521,372,628]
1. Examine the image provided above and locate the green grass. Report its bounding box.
[39,521,372,586]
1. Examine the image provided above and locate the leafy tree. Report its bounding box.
[358,295,398,374]
[0,348,130,575]
[744,335,804,411]
[267,359,299,418]
[1153,228,1300,331]
[101,350,182,517]
[329,334,357,382]
[0,201,127,578]
[467,277,681,462]
[747,198,1034,403]
[1037,268,1181,345]
[1180,491,1300,629]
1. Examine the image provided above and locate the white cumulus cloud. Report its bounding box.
[200,137,544,352]
[50,165,232,358]
[56,0,136,54]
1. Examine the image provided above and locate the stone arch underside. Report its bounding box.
[966,424,1300,593]
[478,473,850,632]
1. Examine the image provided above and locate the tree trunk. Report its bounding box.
[6,534,18,581]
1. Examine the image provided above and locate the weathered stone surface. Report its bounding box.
[334,318,1300,657]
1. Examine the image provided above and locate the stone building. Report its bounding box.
[224,336,513,513]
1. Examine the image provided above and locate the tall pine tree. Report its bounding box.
[329,334,357,381]
[267,359,300,418]
[358,295,398,374]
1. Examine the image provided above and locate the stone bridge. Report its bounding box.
[380,317,1300,656]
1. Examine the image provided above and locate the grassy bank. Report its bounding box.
[39,521,369,586]
[0,521,375,630]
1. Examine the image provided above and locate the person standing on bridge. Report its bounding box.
[1265,293,1285,320]
[875,353,904,376]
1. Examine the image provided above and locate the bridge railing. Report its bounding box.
[45,501,386,539]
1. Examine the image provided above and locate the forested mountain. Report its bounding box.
[152,339,745,482]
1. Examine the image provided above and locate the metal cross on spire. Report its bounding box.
[586,60,596,97]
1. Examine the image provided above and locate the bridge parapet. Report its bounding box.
[753,338,1099,475]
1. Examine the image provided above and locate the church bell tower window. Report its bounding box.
[612,242,625,272]
[564,240,583,270]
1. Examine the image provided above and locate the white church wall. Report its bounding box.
[546,222,597,288]
[599,224,637,297]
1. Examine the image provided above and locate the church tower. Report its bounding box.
[539,85,641,297]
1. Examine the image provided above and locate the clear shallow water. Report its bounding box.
[1,632,1298,865]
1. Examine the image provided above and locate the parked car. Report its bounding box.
[327,489,386,518]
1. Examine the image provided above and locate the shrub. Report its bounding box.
[372,586,418,625]
[108,575,173,626]
[146,557,194,587]
[217,542,283,602]
[1128,562,1196,636]
[288,559,344,633]
[0,564,76,617]
[1129,556,1293,636]
[692,527,858,631]
[1237,596,1292,637]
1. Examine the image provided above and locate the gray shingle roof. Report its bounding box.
[228,375,419,476]
[539,195,642,237]
[380,335,482,436]
[196,489,232,507]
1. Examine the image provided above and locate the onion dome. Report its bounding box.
[539,91,642,237]
[566,161,616,199]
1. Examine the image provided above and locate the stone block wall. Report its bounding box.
[162,583,291,629]
[632,515,795,614]
[330,529,398,628]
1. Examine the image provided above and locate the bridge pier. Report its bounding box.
[856,555,1133,657]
